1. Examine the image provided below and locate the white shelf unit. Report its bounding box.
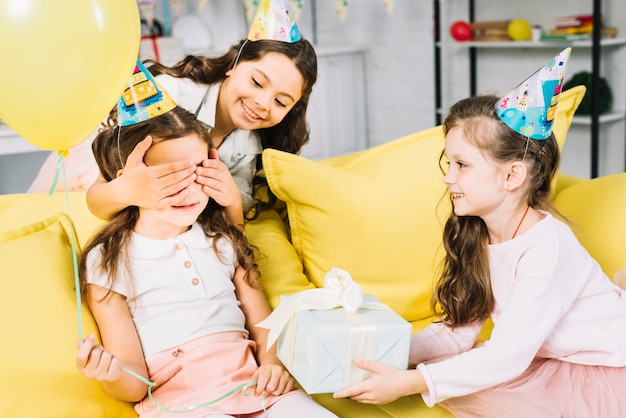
[433,0,626,179]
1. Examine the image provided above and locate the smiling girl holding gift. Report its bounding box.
[334,48,626,417]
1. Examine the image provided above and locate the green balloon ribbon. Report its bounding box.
[52,152,84,339]
[121,368,267,414]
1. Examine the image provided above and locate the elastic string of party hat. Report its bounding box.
[232,38,248,70]
[56,144,268,416]
[116,125,124,169]
[521,135,531,161]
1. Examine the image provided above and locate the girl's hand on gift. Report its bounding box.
[253,362,295,397]
[333,358,425,404]
[75,334,123,383]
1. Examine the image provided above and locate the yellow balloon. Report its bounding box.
[0,0,140,151]
[508,19,532,41]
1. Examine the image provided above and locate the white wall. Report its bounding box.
[163,0,436,147]
[310,0,435,146]
[0,151,49,194]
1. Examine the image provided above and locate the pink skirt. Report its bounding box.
[135,332,301,417]
[440,357,626,418]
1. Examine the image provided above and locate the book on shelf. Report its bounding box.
[540,27,618,41]
[544,14,618,41]
[553,14,595,28]
[549,24,593,35]
[541,33,593,41]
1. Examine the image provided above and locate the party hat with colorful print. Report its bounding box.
[118,60,177,127]
[247,0,302,42]
[495,47,571,140]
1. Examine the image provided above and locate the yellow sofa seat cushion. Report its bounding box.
[262,126,449,324]
[0,213,135,417]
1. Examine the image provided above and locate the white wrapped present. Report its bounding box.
[257,268,411,394]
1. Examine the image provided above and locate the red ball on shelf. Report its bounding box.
[450,20,472,41]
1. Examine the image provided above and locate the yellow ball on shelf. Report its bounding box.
[508,19,532,41]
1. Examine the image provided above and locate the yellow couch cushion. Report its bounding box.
[553,172,626,278]
[0,213,135,417]
[262,126,449,325]
[551,85,586,149]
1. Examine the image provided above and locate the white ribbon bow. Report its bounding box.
[257,267,384,349]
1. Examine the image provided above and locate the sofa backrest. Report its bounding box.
[251,85,588,328]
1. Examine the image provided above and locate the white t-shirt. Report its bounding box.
[85,223,247,360]
[156,75,263,213]
[414,212,626,406]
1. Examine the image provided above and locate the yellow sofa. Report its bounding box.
[4,86,624,418]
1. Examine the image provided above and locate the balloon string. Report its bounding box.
[121,367,267,415]
[53,151,84,339]
[48,149,69,195]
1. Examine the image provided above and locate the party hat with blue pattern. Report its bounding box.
[248,0,301,42]
[118,60,176,127]
[495,47,571,140]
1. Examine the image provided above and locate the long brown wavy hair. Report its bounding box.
[146,38,318,218]
[434,94,560,328]
[79,106,260,301]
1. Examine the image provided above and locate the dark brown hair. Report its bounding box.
[434,94,560,327]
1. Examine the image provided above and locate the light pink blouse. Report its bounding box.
[413,212,626,406]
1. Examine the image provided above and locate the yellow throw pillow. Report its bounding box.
[551,85,586,149]
[553,172,626,278]
[262,127,449,323]
[0,213,136,418]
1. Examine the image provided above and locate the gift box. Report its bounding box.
[257,268,411,394]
